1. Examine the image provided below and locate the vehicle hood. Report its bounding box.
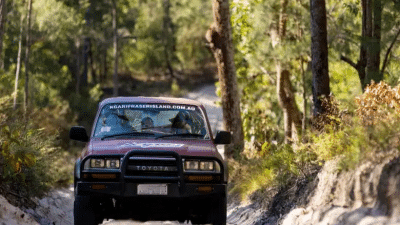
[82,138,221,159]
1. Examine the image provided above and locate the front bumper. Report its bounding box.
[76,181,226,197]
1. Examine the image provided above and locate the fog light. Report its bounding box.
[91,174,117,179]
[91,184,106,190]
[186,175,214,182]
[197,186,213,193]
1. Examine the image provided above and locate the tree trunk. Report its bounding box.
[13,16,23,110]
[24,0,32,112]
[0,0,6,69]
[163,0,175,79]
[112,0,118,96]
[276,66,302,143]
[365,0,382,86]
[359,0,369,88]
[76,40,81,95]
[81,37,90,88]
[206,0,244,158]
[301,57,306,136]
[273,0,302,144]
[340,0,383,91]
[89,40,97,84]
[102,47,107,83]
[310,0,330,116]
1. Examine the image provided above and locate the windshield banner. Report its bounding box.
[109,104,196,111]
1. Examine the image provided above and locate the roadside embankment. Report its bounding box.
[0,195,38,225]
[279,150,400,225]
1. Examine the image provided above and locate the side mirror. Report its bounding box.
[70,126,89,142]
[214,131,231,145]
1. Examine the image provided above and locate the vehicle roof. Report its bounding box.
[98,96,205,108]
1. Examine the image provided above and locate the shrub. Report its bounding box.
[0,96,73,201]
[229,143,316,201]
[310,81,400,170]
[356,81,400,126]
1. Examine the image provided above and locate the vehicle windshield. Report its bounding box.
[93,103,210,140]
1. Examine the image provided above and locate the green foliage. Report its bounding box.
[89,84,104,102]
[35,0,84,49]
[330,61,362,106]
[231,80,400,199]
[0,96,73,198]
[120,0,213,73]
[170,79,183,97]
[232,0,400,154]
[172,0,213,69]
[231,0,312,148]
[122,38,165,73]
[310,122,363,164]
[229,143,315,201]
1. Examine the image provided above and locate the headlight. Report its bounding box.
[184,160,199,170]
[83,158,120,169]
[200,161,214,171]
[91,159,105,168]
[106,159,120,168]
[184,160,220,172]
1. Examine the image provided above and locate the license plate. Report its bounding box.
[137,184,168,195]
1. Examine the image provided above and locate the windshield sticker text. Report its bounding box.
[109,104,196,111]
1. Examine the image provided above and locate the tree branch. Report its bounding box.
[340,55,357,69]
[381,26,400,75]
[259,65,276,84]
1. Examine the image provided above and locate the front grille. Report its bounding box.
[125,156,179,177]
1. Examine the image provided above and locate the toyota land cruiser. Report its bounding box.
[70,97,231,225]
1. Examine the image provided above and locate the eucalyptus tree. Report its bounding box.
[13,16,23,110]
[0,0,6,69]
[230,0,311,145]
[339,0,400,91]
[310,0,330,116]
[274,0,302,143]
[112,0,118,96]
[162,0,175,78]
[206,0,244,158]
[24,0,32,111]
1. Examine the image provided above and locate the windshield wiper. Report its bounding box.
[156,133,204,139]
[101,132,155,140]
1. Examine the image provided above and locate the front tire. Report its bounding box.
[74,195,98,225]
[206,194,227,225]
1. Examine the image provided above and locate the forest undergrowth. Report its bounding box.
[228,81,400,204]
[0,96,77,208]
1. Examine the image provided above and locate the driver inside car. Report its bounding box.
[170,111,192,134]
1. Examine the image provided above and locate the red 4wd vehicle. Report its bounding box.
[70,97,231,225]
